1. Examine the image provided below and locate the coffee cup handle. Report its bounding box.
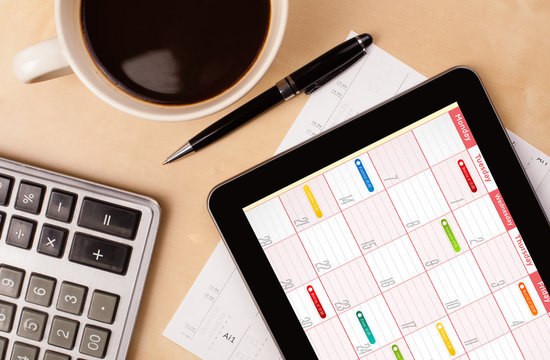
[13,38,73,84]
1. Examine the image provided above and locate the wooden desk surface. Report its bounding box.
[1,1,549,358]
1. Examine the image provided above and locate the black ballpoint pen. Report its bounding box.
[163,33,373,164]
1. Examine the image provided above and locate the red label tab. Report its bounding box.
[458,159,477,193]
[489,190,515,231]
[450,107,476,149]
[307,285,326,318]
[530,271,550,314]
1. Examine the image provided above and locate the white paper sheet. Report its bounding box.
[164,33,550,359]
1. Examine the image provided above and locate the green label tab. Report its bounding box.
[441,219,460,252]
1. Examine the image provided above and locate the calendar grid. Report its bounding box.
[243,104,548,359]
[410,130,527,359]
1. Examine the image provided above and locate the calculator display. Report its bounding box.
[243,103,549,359]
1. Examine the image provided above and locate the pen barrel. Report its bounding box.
[289,34,372,91]
[189,86,283,151]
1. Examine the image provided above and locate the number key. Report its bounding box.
[0,265,25,298]
[0,301,15,333]
[10,341,39,360]
[80,325,110,358]
[48,316,79,350]
[0,337,7,360]
[25,274,56,307]
[44,350,71,360]
[57,282,87,315]
[17,308,47,341]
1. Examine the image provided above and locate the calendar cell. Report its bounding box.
[264,234,317,292]
[279,176,340,230]
[405,317,465,359]
[387,170,450,231]
[321,258,380,313]
[513,315,550,359]
[343,192,406,253]
[384,274,446,335]
[431,151,486,209]
[408,215,467,268]
[471,233,527,291]
[413,112,466,165]
[298,214,362,274]
[306,317,358,359]
[339,296,402,354]
[245,196,296,246]
[449,296,508,351]
[453,195,506,248]
[324,154,384,209]
[493,277,545,328]
[369,132,429,187]
[428,252,490,312]
[467,333,524,360]
[364,236,424,291]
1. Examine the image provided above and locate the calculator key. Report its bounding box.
[46,191,76,223]
[6,217,36,249]
[78,198,141,240]
[0,176,13,206]
[79,325,110,358]
[0,337,7,360]
[69,233,132,275]
[15,182,45,214]
[88,291,119,324]
[0,265,25,298]
[25,274,56,307]
[44,350,71,360]
[37,225,68,258]
[48,316,79,350]
[17,308,47,341]
[10,341,39,360]
[0,301,15,333]
[57,282,87,315]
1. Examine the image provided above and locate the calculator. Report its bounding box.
[0,157,161,360]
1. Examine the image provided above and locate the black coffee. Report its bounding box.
[81,0,271,105]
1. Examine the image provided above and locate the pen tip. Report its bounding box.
[162,159,171,165]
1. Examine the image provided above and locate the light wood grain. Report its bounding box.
[1,1,549,358]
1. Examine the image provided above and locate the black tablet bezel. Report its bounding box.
[208,67,550,359]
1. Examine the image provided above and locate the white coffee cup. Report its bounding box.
[13,0,288,122]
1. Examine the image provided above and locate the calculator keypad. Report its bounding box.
[0,159,160,359]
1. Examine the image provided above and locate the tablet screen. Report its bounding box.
[242,103,549,359]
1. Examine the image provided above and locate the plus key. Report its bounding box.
[69,233,132,275]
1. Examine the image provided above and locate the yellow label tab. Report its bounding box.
[436,322,456,356]
[303,185,323,218]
